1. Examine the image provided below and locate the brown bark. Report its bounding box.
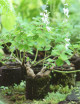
[25,62,36,78]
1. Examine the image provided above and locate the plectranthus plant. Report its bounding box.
[0,1,54,78]
[0,0,74,76]
[51,1,73,66]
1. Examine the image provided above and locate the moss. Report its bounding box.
[51,72,76,87]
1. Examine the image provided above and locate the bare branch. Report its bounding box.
[33,55,52,66]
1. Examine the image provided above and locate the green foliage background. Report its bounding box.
[0,0,16,30]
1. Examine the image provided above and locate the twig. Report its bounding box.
[15,57,22,65]
[33,49,38,63]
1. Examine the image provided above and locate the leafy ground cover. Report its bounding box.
[1,81,80,104]
[0,81,73,104]
[0,93,11,104]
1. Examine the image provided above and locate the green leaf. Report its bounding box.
[66,49,73,56]
[65,60,71,65]
[0,46,3,49]
[56,59,64,66]
[55,44,65,51]
[45,45,51,51]
[0,49,4,55]
[28,50,33,55]
[60,54,68,61]
[51,63,55,66]
[26,57,30,61]
[47,58,54,63]
[51,50,59,56]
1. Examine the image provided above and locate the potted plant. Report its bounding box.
[0,0,76,100]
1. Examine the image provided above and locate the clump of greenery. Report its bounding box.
[0,81,26,103]
[50,84,73,94]
[0,81,74,104]
[33,85,74,104]
[34,92,68,104]
[0,80,26,96]
[13,80,26,93]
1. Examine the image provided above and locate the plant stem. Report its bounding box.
[53,69,80,73]
[22,51,25,66]
[12,53,22,65]
[43,51,46,67]
[33,54,52,66]
[0,15,2,33]
[20,51,22,61]
[33,49,38,63]
[16,49,18,58]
